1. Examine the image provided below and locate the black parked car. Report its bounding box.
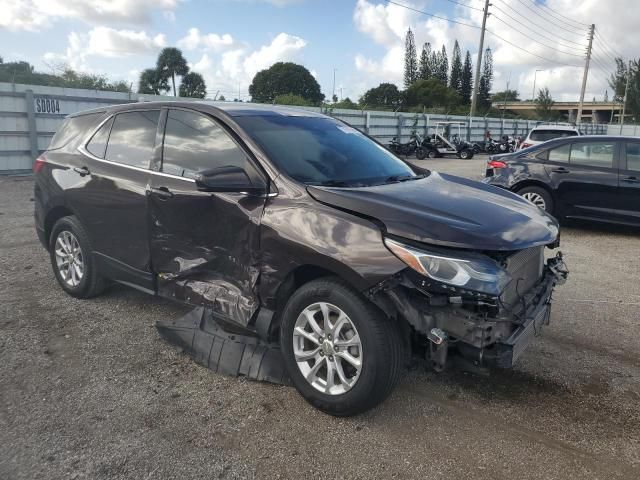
[483,135,640,226]
[35,102,567,416]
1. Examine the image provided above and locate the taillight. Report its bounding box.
[488,160,507,168]
[521,143,532,149]
[33,155,46,174]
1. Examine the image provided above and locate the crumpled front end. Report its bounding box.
[369,246,569,371]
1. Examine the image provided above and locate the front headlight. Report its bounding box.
[384,238,511,296]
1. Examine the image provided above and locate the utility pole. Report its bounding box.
[620,60,632,133]
[531,69,542,101]
[470,0,490,117]
[332,68,337,102]
[577,24,595,124]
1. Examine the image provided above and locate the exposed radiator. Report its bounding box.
[501,246,544,307]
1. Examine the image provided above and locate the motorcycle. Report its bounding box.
[388,136,419,157]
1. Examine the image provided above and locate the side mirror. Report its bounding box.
[195,166,264,194]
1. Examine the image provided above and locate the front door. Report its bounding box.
[544,140,620,221]
[148,107,268,327]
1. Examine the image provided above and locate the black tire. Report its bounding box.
[427,149,438,159]
[415,147,427,160]
[458,149,472,159]
[280,277,404,416]
[49,216,106,298]
[517,186,554,214]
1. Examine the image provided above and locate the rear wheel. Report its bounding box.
[427,149,438,159]
[280,278,403,416]
[518,186,554,214]
[49,216,106,298]
[459,149,473,159]
[415,147,427,160]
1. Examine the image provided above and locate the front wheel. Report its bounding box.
[415,147,427,160]
[427,149,438,159]
[280,278,404,416]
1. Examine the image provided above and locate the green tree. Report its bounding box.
[418,42,432,80]
[460,50,473,104]
[273,93,312,106]
[179,72,207,98]
[609,57,627,102]
[249,62,324,104]
[535,87,556,120]
[360,82,403,110]
[478,47,493,110]
[492,89,520,102]
[138,68,168,94]
[405,78,460,110]
[435,45,448,85]
[449,40,462,92]
[156,47,189,96]
[218,95,226,101]
[404,28,418,88]
[333,97,358,109]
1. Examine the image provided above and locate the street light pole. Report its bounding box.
[532,69,542,101]
[332,68,337,102]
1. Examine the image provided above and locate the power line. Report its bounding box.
[443,0,483,11]
[593,31,625,60]
[489,7,586,57]
[532,0,591,28]
[485,28,583,68]
[385,0,480,29]
[494,0,588,48]
[513,0,588,34]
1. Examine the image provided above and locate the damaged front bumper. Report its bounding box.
[377,252,568,370]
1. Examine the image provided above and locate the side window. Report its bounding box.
[569,142,615,168]
[105,110,160,168]
[625,142,640,172]
[547,143,570,163]
[162,109,252,179]
[86,117,114,159]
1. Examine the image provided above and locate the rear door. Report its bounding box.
[543,139,620,220]
[74,109,160,290]
[148,107,268,326]
[618,140,640,225]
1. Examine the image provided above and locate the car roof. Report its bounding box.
[529,125,579,131]
[68,101,328,119]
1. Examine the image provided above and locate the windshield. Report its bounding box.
[234,115,417,186]
[529,129,578,141]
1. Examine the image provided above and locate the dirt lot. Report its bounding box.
[2,159,640,479]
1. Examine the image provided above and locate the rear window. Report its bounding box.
[104,110,160,169]
[529,129,579,142]
[47,112,104,151]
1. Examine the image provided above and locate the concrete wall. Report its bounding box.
[0,81,612,174]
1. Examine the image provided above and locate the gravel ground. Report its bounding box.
[1,161,639,479]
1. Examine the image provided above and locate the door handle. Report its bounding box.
[551,167,570,173]
[148,186,174,199]
[622,176,640,183]
[73,166,90,176]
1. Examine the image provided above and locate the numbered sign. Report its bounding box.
[34,98,61,114]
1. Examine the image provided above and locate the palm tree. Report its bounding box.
[138,68,168,95]
[156,48,189,97]
[179,72,207,98]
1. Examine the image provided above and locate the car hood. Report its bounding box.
[307,172,559,251]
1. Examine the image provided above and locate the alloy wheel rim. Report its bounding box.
[54,231,84,287]
[522,192,546,210]
[293,302,363,395]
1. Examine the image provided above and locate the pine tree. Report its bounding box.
[404,28,418,88]
[604,90,609,102]
[429,51,438,79]
[478,47,493,109]
[449,40,462,92]
[460,50,473,104]
[419,42,432,80]
[436,45,448,85]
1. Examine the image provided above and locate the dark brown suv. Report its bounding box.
[34,101,567,415]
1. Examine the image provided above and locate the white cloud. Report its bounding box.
[178,28,234,51]
[44,27,165,71]
[188,32,308,100]
[351,0,639,102]
[0,0,179,31]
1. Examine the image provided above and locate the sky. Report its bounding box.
[0,0,637,102]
